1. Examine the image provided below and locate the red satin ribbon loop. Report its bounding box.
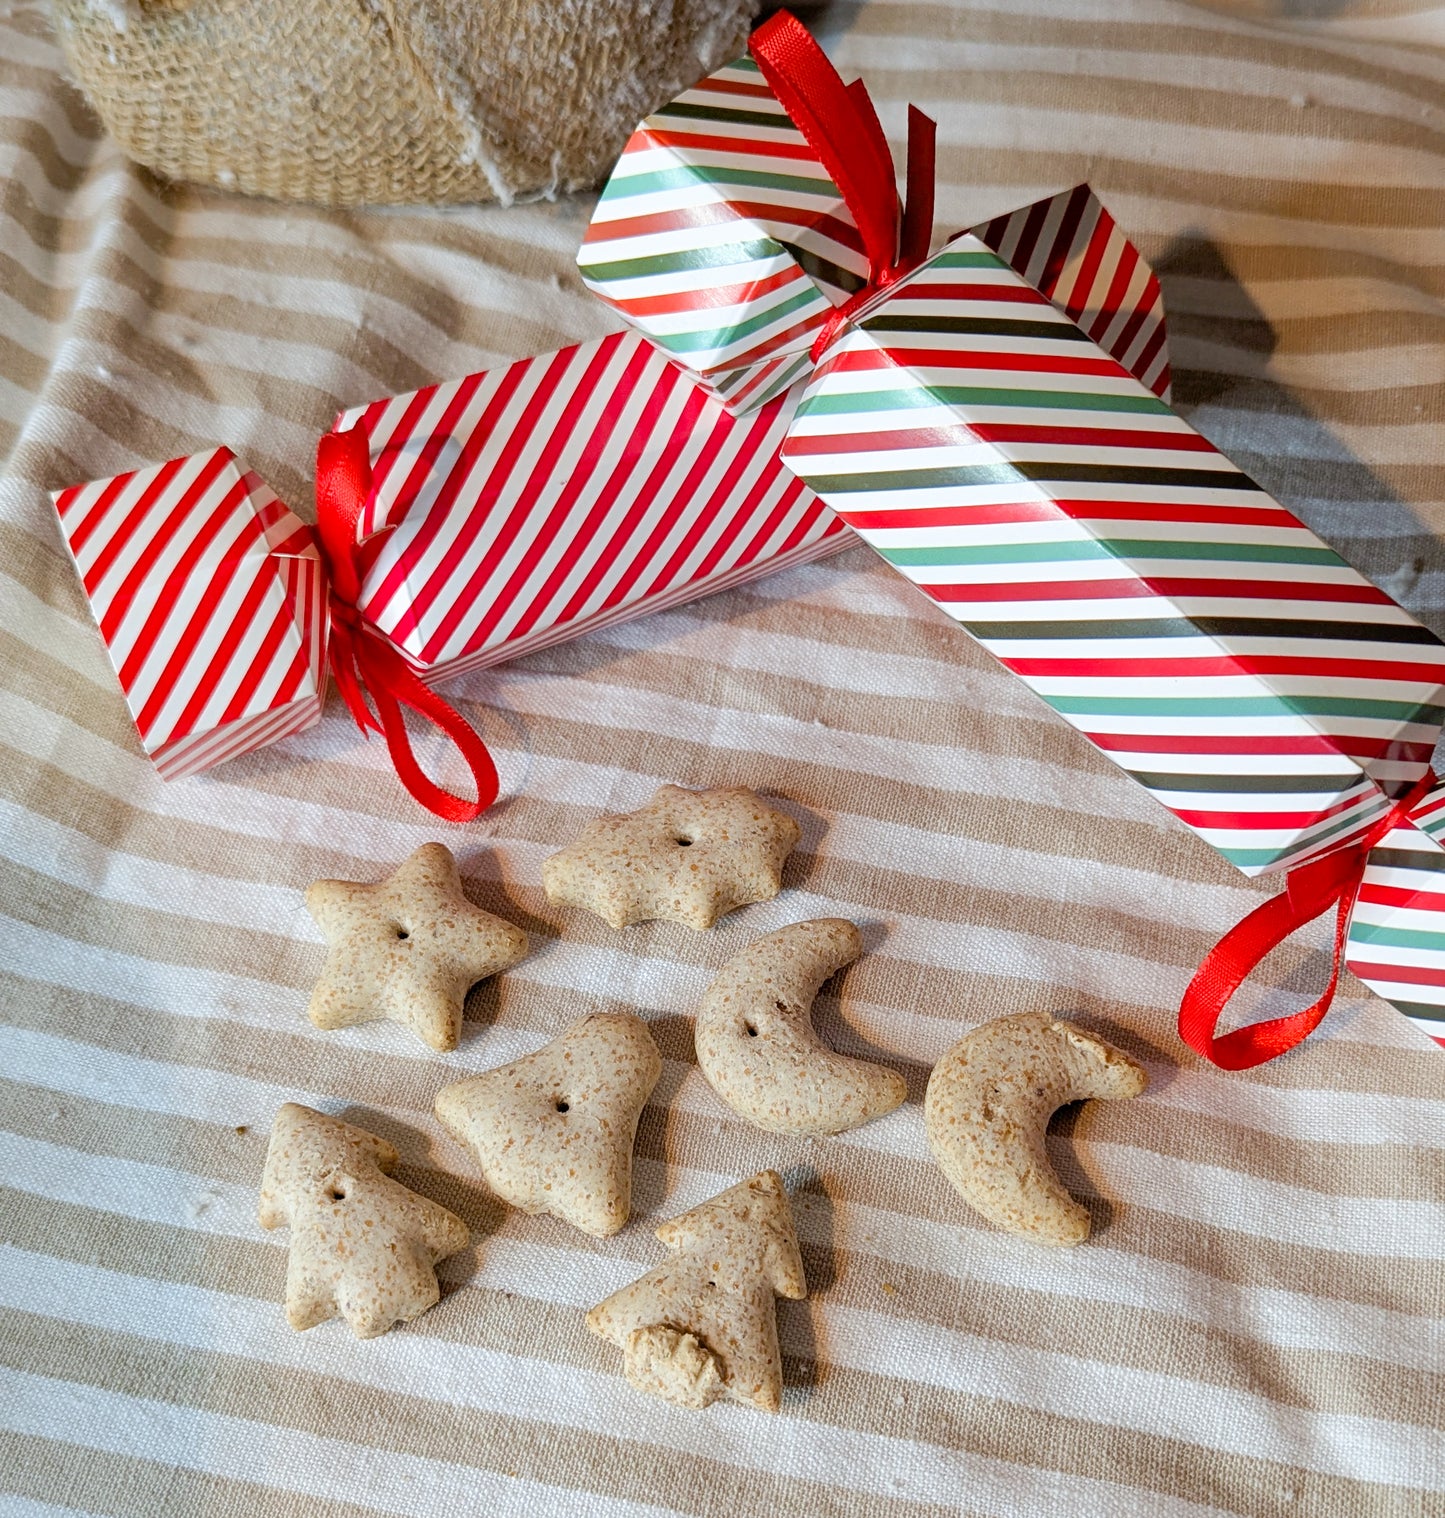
[749,12,937,363]
[314,427,499,823]
[1178,769,1438,1069]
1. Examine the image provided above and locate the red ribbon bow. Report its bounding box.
[749,11,936,360]
[314,427,499,823]
[1179,769,1438,1069]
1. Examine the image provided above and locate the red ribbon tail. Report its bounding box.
[750,11,900,275]
[314,421,499,821]
[326,626,382,735]
[1178,850,1361,1070]
[355,636,499,824]
[900,104,936,269]
[1179,770,1438,1069]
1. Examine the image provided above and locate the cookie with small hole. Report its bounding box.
[542,784,800,931]
[434,1012,662,1236]
[258,1103,469,1338]
[304,843,528,1052]
[696,919,906,1135]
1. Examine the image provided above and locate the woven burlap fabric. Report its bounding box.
[46,0,757,205]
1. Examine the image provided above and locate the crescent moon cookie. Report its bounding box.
[541,784,800,930]
[695,919,906,1136]
[304,843,528,1053]
[925,1013,1148,1247]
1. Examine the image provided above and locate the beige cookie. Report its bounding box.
[434,1012,661,1237]
[258,1103,469,1338]
[696,919,906,1136]
[542,784,800,930]
[586,1169,807,1412]
[305,842,528,1052]
[925,1014,1148,1247]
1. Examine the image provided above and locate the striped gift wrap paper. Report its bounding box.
[778,233,1445,1047]
[578,55,868,416]
[782,234,1445,880]
[50,448,328,781]
[340,329,849,683]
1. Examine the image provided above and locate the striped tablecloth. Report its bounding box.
[2,1,1442,1514]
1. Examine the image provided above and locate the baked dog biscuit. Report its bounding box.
[542,784,800,930]
[586,1169,806,1412]
[925,1013,1148,1247]
[696,919,906,1135]
[435,1012,661,1237]
[305,842,527,1052]
[258,1103,469,1338]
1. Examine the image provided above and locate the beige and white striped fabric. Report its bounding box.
[2,1,1443,1513]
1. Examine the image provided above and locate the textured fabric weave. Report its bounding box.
[46,0,756,205]
[1,1,1443,1514]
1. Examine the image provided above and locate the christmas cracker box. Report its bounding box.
[584,20,1445,1054]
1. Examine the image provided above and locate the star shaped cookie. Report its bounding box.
[304,843,528,1052]
[434,1012,661,1236]
[541,784,800,930]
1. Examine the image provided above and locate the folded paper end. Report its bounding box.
[52,446,329,779]
[578,50,867,417]
[970,184,1172,403]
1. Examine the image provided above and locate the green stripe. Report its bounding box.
[598,164,840,201]
[1222,846,1329,868]
[881,539,1345,568]
[580,239,782,282]
[962,616,1439,645]
[926,250,1011,270]
[1359,846,1445,874]
[862,314,1089,341]
[1047,694,1445,720]
[1347,921,1445,951]
[1214,805,1391,867]
[1127,771,1363,793]
[646,286,822,354]
[797,385,1171,418]
[779,242,867,296]
[805,462,1256,493]
[655,101,794,131]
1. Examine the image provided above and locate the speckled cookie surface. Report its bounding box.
[305,842,528,1052]
[434,1012,661,1237]
[257,1103,469,1339]
[585,1169,807,1412]
[696,918,907,1135]
[924,1013,1148,1247]
[541,784,801,930]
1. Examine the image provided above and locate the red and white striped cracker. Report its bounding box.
[338,330,849,681]
[52,447,328,780]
